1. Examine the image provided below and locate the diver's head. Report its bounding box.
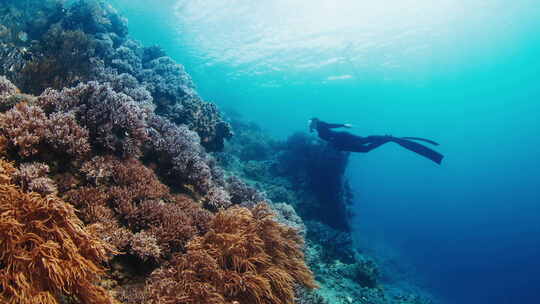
[308,117,319,132]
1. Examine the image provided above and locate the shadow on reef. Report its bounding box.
[0,1,435,304]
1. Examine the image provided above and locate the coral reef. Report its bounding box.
[65,156,213,260]
[0,75,18,99]
[0,102,91,160]
[12,162,58,195]
[218,113,436,303]
[147,204,317,304]
[0,1,436,304]
[226,174,268,207]
[0,157,116,304]
[305,221,355,264]
[0,0,232,152]
[146,114,217,194]
[277,132,351,231]
[273,202,307,237]
[37,81,149,158]
[18,27,97,94]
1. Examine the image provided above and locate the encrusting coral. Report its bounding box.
[147,203,317,304]
[0,157,116,304]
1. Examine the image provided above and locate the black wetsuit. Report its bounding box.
[314,120,444,164]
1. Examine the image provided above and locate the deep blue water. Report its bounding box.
[111,1,540,303]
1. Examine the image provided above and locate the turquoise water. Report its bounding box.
[112,1,540,302]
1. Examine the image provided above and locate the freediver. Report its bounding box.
[308,118,444,164]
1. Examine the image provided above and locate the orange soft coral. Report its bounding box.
[0,158,117,304]
[148,203,317,304]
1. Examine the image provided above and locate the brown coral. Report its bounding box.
[130,231,162,261]
[0,102,48,157]
[0,102,90,159]
[147,203,317,304]
[130,198,213,257]
[0,158,116,304]
[66,156,213,259]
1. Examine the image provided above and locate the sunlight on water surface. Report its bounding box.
[172,0,531,83]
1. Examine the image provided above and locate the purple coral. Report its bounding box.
[37,81,150,158]
[97,70,154,111]
[226,175,268,207]
[0,102,90,159]
[140,56,197,100]
[12,162,58,195]
[147,114,214,193]
[46,112,92,158]
[0,102,46,157]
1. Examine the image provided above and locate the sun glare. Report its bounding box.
[173,0,520,79]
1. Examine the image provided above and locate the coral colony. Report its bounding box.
[0,1,431,303]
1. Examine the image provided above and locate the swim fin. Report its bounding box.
[392,137,444,164]
[400,137,439,146]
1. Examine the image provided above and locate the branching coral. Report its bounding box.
[12,162,58,195]
[0,102,47,157]
[128,199,202,257]
[1,0,232,152]
[67,156,213,259]
[0,102,91,159]
[204,185,232,210]
[19,26,97,94]
[226,175,268,207]
[147,113,215,193]
[37,81,149,158]
[97,70,155,111]
[0,158,116,304]
[272,202,306,237]
[73,156,169,221]
[111,45,232,151]
[130,231,162,261]
[63,0,128,37]
[147,203,317,304]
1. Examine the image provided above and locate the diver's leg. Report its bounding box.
[352,136,392,152]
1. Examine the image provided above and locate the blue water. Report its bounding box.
[112,1,540,303]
